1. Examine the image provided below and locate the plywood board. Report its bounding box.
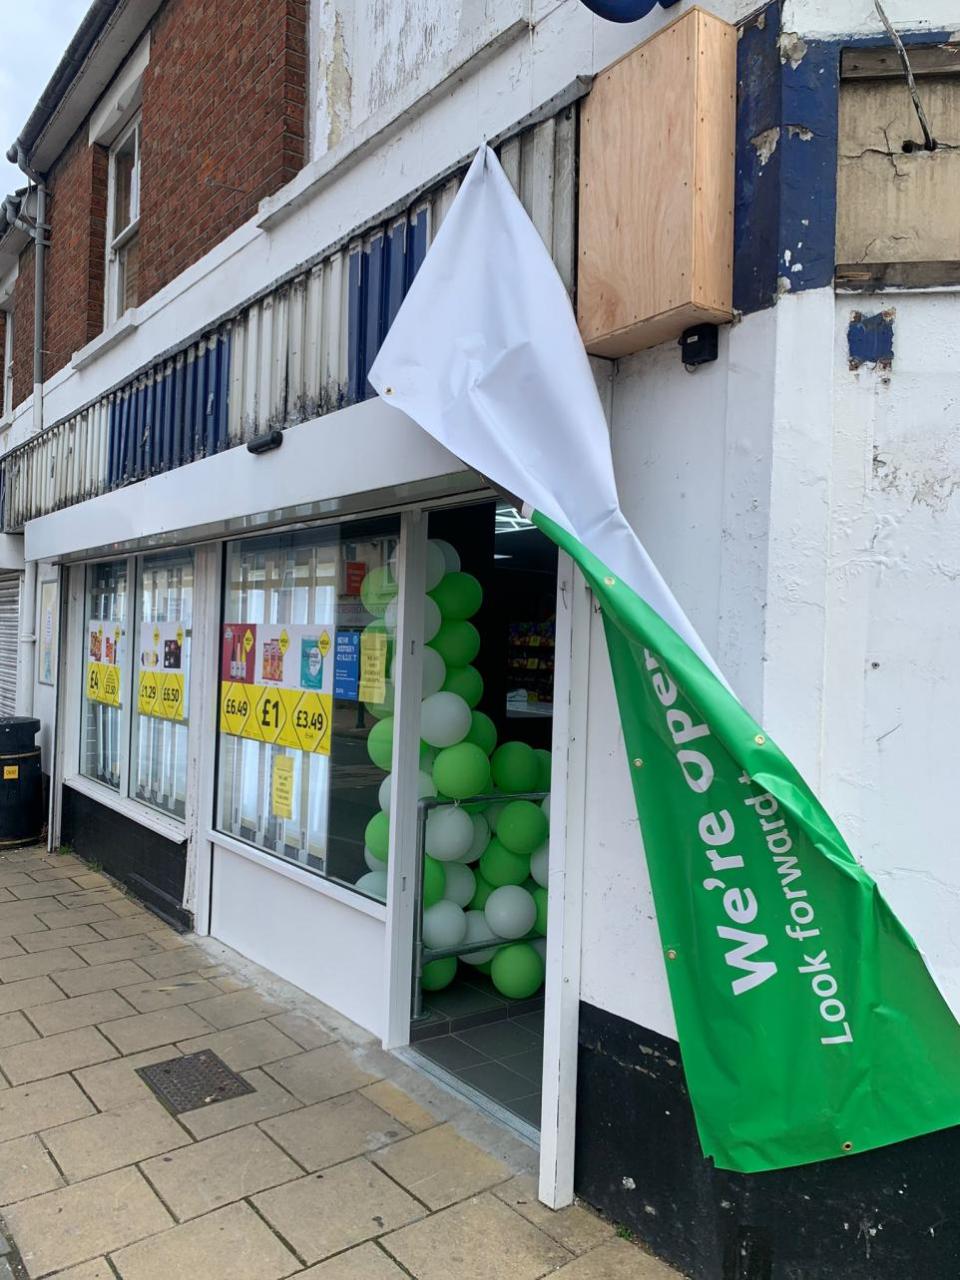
[837,77,960,265]
[578,8,735,357]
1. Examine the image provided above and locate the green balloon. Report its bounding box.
[365,811,389,861]
[491,943,544,999]
[469,871,496,910]
[533,886,548,936]
[431,620,480,668]
[496,800,549,857]
[360,565,397,616]
[367,717,394,771]
[422,957,457,991]
[430,572,483,621]
[423,856,446,908]
[491,741,539,794]
[534,748,552,792]
[479,837,530,887]
[432,743,491,802]
[464,710,497,756]
[442,665,484,708]
[475,958,494,976]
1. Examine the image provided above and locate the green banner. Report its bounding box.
[536,510,960,1174]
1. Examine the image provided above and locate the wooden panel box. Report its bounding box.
[578,7,736,358]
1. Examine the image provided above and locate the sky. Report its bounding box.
[0,0,91,194]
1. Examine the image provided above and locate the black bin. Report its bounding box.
[0,718,43,847]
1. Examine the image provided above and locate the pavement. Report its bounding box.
[0,843,680,1280]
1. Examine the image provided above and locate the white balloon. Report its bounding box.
[379,770,437,816]
[425,541,446,592]
[461,909,499,965]
[541,793,551,822]
[355,870,388,900]
[443,862,476,908]
[531,936,547,962]
[530,844,549,888]
[423,900,467,949]
[484,885,537,940]
[420,691,471,748]
[423,594,442,643]
[363,846,382,872]
[384,595,439,640]
[431,538,461,574]
[425,806,474,861]
[392,646,446,697]
[461,813,490,863]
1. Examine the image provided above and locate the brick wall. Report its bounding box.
[11,248,34,410]
[6,0,306,413]
[138,0,307,300]
[9,133,108,410]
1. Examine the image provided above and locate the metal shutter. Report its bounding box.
[0,575,21,714]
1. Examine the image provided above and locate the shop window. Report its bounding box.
[106,115,141,322]
[215,518,400,897]
[130,551,193,818]
[80,560,128,790]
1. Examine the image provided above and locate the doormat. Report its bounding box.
[136,1050,255,1115]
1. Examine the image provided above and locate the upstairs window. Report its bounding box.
[106,115,141,323]
[1,310,11,418]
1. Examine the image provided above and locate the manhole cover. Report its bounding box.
[136,1050,255,1115]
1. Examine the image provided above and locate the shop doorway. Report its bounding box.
[407,500,558,1132]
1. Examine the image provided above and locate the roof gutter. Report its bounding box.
[6,0,122,170]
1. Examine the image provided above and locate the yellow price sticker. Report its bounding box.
[318,630,331,658]
[220,683,252,736]
[254,686,285,745]
[138,670,159,717]
[292,691,332,755]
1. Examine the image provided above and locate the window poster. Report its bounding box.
[38,580,57,686]
[219,622,335,755]
[85,621,124,707]
[137,621,187,721]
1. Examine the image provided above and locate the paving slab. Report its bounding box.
[493,1176,616,1254]
[21,866,86,883]
[0,873,35,891]
[88,915,161,940]
[359,1081,439,1134]
[7,882,70,902]
[34,906,118,930]
[71,937,162,966]
[40,1098,191,1183]
[116,975,220,1013]
[73,1045,183,1111]
[26,990,135,1037]
[16,926,104,953]
[39,1260,115,1280]
[0,1012,38,1050]
[262,1091,410,1171]
[177,1067,300,1140]
[136,947,218,979]
[267,1011,337,1049]
[54,960,152,997]
[0,915,47,941]
[0,976,65,1016]
[262,1042,381,1104]
[382,1192,572,1280]
[188,989,282,1030]
[0,1026,118,1085]
[175,1019,302,1072]
[252,1158,424,1264]
[0,1076,94,1142]
[97,1005,213,1055]
[109,1201,299,1280]
[0,941,25,960]
[553,1239,682,1278]
[4,1166,172,1278]
[0,1135,64,1204]
[139,1123,301,1220]
[70,873,112,890]
[0,948,87,984]
[103,899,147,918]
[53,889,125,909]
[296,1242,410,1278]
[370,1123,510,1210]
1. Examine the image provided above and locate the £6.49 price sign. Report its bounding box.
[218,623,334,756]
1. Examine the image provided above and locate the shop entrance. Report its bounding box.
[406,501,558,1132]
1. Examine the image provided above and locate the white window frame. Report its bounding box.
[1,308,12,420]
[105,113,142,326]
